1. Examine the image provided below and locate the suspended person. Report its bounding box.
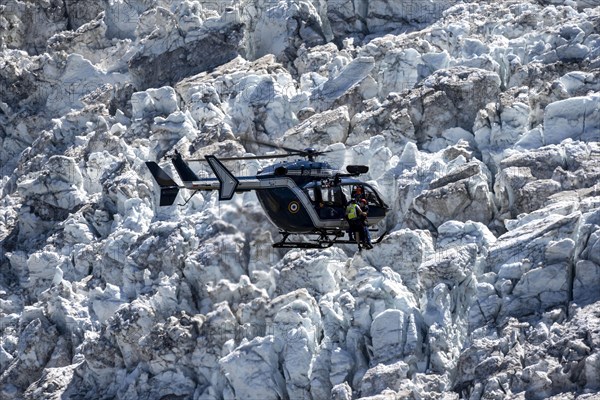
[348,186,366,241]
[359,198,373,249]
[346,198,365,251]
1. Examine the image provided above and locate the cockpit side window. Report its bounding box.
[362,185,382,206]
[341,184,383,207]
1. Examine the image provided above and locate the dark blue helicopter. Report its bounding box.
[146,143,389,248]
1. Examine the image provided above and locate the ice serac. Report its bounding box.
[0,317,59,395]
[241,0,333,61]
[129,7,244,90]
[275,248,346,296]
[544,94,600,144]
[409,67,501,146]
[395,144,496,230]
[409,161,495,229]
[457,302,600,398]
[280,106,350,149]
[0,0,68,54]
[310,56,375,110]
[494,141,600,220]
[366,0,454,33]
[220,336,286,400]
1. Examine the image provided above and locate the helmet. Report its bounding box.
[360,198,367,204]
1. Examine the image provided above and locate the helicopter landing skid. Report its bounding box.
[272,230,389,249]
[273,231,336,249]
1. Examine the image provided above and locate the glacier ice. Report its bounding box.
[1,0,600,399]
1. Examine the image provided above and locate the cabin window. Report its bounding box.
[304,187,316,202]
[340,185,352,203]
[321,185,346,207]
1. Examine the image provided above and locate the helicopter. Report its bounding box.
[145,142,390,249]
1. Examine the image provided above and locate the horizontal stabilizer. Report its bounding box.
[145,162,180,206]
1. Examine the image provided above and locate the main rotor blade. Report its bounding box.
[241,137,305,154]
[186,152,303,162]
[243,138,341,159]
[184,136,344,163]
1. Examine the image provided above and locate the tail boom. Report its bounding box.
[149,155,294,205]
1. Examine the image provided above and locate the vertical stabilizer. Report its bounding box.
[171,152,200,182]
[205,155,239,200]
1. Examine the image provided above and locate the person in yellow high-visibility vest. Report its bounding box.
[359,198,374,249]
[346,198,366,251]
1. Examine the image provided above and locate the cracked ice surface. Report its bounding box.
[1,0,600,399]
